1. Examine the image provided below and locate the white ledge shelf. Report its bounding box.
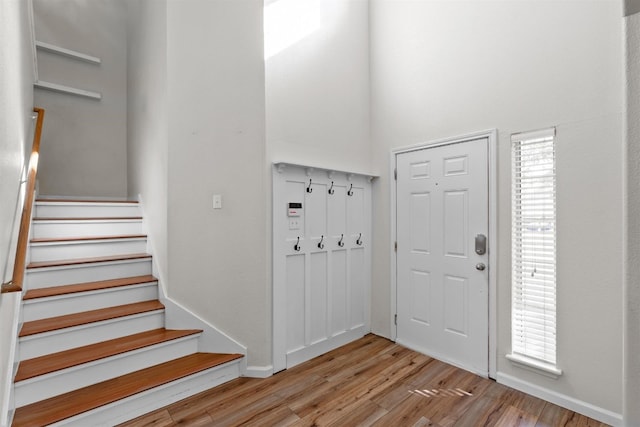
[36,41,101,65]
[506,353,563,379]
[273,161,378,181]
[34,81,102,100]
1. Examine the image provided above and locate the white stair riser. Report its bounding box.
[29,239,147,262]
[26,259,152,289]
[22,284,158,322]
[32,220,143,239]
[15,336,200,406]
[35,203,140,218]
[50,361,242,427]
[19,311,164,360]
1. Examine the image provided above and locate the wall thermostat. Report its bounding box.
[288,202,303,217]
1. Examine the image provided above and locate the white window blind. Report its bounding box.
[511,128,557,367]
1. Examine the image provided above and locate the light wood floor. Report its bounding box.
[119,334,609,427]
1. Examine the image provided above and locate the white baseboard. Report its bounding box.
[0,293,21,427]
[496,372,622,426]
[245,365,273,378]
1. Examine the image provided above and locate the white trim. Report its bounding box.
[244,365,274,378]
[135,195,248,366]
[0,293,21,427]
[34,80,102,100]
[505,353,562,379]
[389,153,397,342]
[273,161,378,180]
[487,129,498,379]
[511,127,555,143]
[497,372,622,426]
[35,41,101,64]
[389,129,498,379]
[27,0,38,82]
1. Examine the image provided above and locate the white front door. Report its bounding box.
[396,137,489,376]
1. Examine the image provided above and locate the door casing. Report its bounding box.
[390,129,498,379]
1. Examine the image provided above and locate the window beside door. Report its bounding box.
[508,128,562,378]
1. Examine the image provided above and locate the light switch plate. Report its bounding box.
[213,194,222,209]
[289,218,301,230]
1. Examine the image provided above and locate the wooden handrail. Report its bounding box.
[1,107,45,294]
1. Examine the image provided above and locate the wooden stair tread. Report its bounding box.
[30,234,147,244]
[36,199,138,204]
[15,328,202,382]
[12,352,244,427]
[27,253,151,269]
[23,275,157,300]
[33,216,143,221]
[19,300,164,337]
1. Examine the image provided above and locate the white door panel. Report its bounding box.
[273,164,373,372]
[396,138,488,376]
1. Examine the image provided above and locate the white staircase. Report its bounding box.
[11,199,243,427]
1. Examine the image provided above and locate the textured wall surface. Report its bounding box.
[370,0,623,419]
[34,0,128,197]
[0,0,34,422]
[166,0,269,366]
[625,11,640,427]
[126,0,169,287]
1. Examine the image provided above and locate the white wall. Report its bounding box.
[165,0,269,367]
[126,0,169,287]
[265,0,371,173]
[370,0,623,420]
[624,10,640,427]
[626,0,640,15]
[33,0,128,197]
[0,0,35,422]
[264,0,372,370]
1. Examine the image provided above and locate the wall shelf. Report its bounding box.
[273,161,378,182]
[35,41,101,65]
[34,81,102,100]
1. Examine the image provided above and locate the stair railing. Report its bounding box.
[1,107,45,294]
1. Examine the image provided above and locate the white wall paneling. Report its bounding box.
[273,163,375,372]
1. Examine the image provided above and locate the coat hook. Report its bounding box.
[356,233,362,246]
[294,236,301,252]
[347,184,353,196]
[338,234,344,247]
[328,181,334,195]
[318,235,324,249]
[306,179,313,193]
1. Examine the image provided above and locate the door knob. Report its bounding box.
[476,263,486,271]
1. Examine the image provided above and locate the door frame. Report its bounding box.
[390,129,498,379]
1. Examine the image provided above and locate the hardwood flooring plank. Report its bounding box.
[22,274,157,300]
[30,234,147,244]
[239,405,301,427]
[207,393,283,426]
[16,328,200,381]
[298,350,432,426]
[372,393,439,426]
[324,399,388,427]
[535,402,609,427]
[117,335,609,427]
[14,353,243,427]
[19,300,164,337]
[494,404,539,427]
[26,253,151,269]
[118,409,174,427]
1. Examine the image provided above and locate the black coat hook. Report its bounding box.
[347,184,353,196]
[328,181,334,195]
[356,233,362,246]
[306,179,313,193]
[338,234,344,247]
[294,236,301,252]
[318,235,324,249]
